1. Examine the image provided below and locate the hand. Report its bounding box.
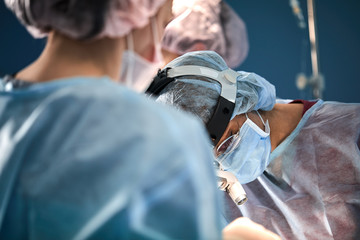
[223,217,281,240]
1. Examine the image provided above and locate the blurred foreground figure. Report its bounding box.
[0,1,223,239]
[162,0,249,68]
[152,50,360,240]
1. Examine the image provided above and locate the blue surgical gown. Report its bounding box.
[222,100,360,240]
[0,76,222,240]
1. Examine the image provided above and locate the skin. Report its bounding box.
[16,0,174,83]
[215,103,304,154]
[132,0,174,63]
[162,48,181,66]
[223,217,281,240]
[162,42,206,66]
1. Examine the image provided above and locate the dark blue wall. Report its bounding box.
[1,1,359,102]
[228,0,360,102]
[0,1,46,75]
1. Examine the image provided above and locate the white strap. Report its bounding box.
[255,111,266,126]
[167,65,238,103]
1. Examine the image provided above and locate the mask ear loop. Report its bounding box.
[125,32,135,86]
[245,112,249,120]
[255,111,266,127]
[150,17,164,64]
[245,111,270,133]
[246,111,267,128]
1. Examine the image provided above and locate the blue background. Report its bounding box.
[1,0,359,102]
[228,0,360,102]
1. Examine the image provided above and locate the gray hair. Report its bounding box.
[156,51,226,123]
[157,78,221,124]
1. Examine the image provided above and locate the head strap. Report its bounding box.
[146,68,175,96]
[146,65,238,145]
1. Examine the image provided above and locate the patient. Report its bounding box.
[149,51,360,240]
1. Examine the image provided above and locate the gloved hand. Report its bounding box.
[223,217,281,240]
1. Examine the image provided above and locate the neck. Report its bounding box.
[261,103,303,151]
[16,31,126,82]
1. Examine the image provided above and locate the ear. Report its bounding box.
[193,42,207,51]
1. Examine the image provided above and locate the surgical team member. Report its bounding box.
[0,1,226,239]
[154,51,360,240]
[161,0,249,68]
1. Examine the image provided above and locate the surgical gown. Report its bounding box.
[0,76,222,240]
[222,100,360,240]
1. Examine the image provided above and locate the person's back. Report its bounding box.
[0,0,224,238]
[0,76,221,239]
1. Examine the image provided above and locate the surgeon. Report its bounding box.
[0,1,223,239]
[162,0,249,68]
[151,50,360,240]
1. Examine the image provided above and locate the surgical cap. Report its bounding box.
[156,51,276,123]
[162,0,249,68]
[4,0,167,40]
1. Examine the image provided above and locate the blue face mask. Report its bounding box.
[216,111,271,184]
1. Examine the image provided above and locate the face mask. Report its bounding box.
[216,111,271,184]
[120,17,164,92]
